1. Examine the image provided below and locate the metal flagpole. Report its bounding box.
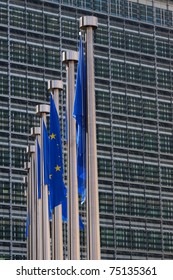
[79,16,100,260]
[24,162,31,260]
[36,104,51,260]
[26,145,36,260]
[48,80,64,260]
[62,51,80,260]
[31,127,42,260]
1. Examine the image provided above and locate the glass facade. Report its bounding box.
[0,0,173,259]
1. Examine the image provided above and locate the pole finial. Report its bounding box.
[62,50,78,64]
[79,16,98,30]
[48,80,63,91]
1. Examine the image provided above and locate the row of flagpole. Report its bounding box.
[25,16,100,260]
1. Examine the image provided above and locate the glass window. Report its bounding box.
[62,18,77,40]
[160,134,173,153]
[110,29,124,49]
[111,61,125,81]
[127,96,142,116]
[95,57,109,79]
[11,146,26,168]
[98,158,112,179]
[10,42,26,63]
[0,109,9,130]
[97,124,111,145]
[113,127,127,148]
[99,193,113,213]
[131,196,145,217]
[147,231,162,251]
[12,219,25,241]
[129,129,142,150]
[45,15,59,35]
[158,70,171,90]
[27,11,43,32]
[96,90,110,112]
[0,39,8,60]
[10,7,26,29]
[93,0,108,13]
[0,74,8,95]
[0,145,10,166]
[161,166,173,186]
[95,26,108,45]
[100,227,114,247]
[159,101,172,122]
[143,99,157,119]
[126,64,140,84]
[162,200,173,219]
[12,183,26,205]
[0,5,8,24]
[45,48,60,69]
[144,131,158,151]
[115,194,129,215]
[28,45,44,66]
[164,232,173,252]
[0,182,10,203]
[116,228,131,249]
[156,40,169,58]
[146,198,160,218]
[0,218,10,240]
[112,94,126,115]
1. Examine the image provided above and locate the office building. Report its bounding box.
[0,0,173,259]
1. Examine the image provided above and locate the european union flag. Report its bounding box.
[25,213,30,238]
[36,138,41,199]
[62,186,84,230]
[73,35,87,204]
[43,119,49,185]
[42,120,53,218]
[49,94,66,208]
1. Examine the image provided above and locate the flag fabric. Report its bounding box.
[25,213,30,238]
[42,119,52,219]
[62,186,84,230]
[73,35,87,204]
[36,138,41,199]
[43,119,50,185]
[49,94,66,209]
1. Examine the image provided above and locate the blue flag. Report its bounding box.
[36,138,41,199]
[62,187,84,230]
[42,120,53,219]
[25,213,30,238]
[73,35,87,204]
[43,119,49,185]
[49,94,66,208]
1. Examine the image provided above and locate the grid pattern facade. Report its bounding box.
[0,0,173,260]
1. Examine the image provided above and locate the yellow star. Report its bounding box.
[49,174,52,179]
[50,133,56,139]
[55,165,61,172]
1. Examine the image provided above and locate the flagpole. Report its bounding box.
[36,104,51,260]
[62,51,80,260]
[79,16,100,260]
[31,127,42,260]
[48,80,64,260]
[24,162,31,260]
[26,145,36,260]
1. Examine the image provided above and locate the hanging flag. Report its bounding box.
[43,119,49,185]
[36,138,41,199]
[49,94,66,209]
[25,213,30,238]
[73,34,87,204]
[62,186,84,230]
[42,119,52,219]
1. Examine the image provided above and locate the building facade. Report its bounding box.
[0,0,173,259]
